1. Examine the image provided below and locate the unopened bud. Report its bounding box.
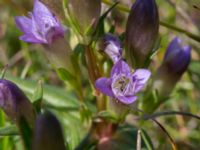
[0,79,35,125]
[32,112,66,150]
[125,0,159,68]
[153,37,191,98]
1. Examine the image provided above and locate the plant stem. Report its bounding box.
[85,45,106,111]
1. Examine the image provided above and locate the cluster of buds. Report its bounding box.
[0,79,66,149]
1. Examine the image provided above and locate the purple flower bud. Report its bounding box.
[100,34,122,63]
[0,79,35,125]
[163,37,191,74]
[15,0,64,44]
[125,0,159,68]
[68,0,101,34]
[32,112,66,150]
[153,37,191,98]
[95,60,151,104]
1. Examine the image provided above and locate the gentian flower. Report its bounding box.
[15,0,73,70]
[125,0,159,68]
[0,79,35,125]
[15,0,64,44]
[100,34,122,63]
[154,37,191,98]
[32,112,66,150]
[142,37,191,113]
[163,37,191,74]
[95,60,151,104]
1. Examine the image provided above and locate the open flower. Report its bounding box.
[15,0,64,44]
[100,34,122,63]
[95,60,151,104]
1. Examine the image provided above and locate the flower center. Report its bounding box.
[112,75,129,93]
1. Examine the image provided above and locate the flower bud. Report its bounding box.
[153,37,191,98]
[0,79,35,125]
[99,34,122,63]
[125,0,159,68]
[67,0,101,34]
[32,112,66,150]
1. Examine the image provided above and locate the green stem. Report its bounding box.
[85,45,106,111]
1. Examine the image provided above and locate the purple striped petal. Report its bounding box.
[95,77,114,97]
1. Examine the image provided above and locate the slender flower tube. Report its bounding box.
[32,112,66,150]
[95,60,151,104]
[125,0,159,68]
[153,37,191,98]
[100,34,122,63]
[15,0,72,70]
[67,0,101,34]
[0,79,35,125]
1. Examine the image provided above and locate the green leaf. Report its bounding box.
[141,130,155,150]
[18,117,33,150]
[92,2,119,40]
[5,75,79,109]
[32,80,43,114]
[57,68,76,82]
[0,125,18,136]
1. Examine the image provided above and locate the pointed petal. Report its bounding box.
[164,37,181,61]
[33,0,53,18]
[20,34,46,44]
[111,60,131,77]
[133,69,151,92]
[15,16,32,34]
[95,78,114,97]
[117,96,137,104]
[33,0,58,30]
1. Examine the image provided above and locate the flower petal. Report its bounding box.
[164,37,181,62]
[133,69,151,92]
[117,95,137,104]
[111,60,131,77]
[33,0,59,31]
[15,16,32,34]
[95,78,114,97]
[20,34,46,43]
[33,0,64,43]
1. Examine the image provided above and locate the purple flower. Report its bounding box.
[152,37,191,99]
[100,34,122,63]
[95,60,151,104]
[163,37,191,74]
[15,0,64,44]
